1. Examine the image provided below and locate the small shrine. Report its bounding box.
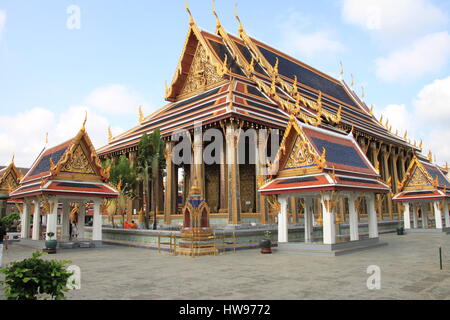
[393,154,450,233]
[10,117,118,245]
[259,116,390,255]
[0,156,24,217]
[176,176,218,256]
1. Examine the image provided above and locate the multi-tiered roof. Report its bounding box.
[97,6,417,157]
[10,122,118,200]
[393,155,450,202]
[259,115,390,195]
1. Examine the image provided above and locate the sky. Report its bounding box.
[1,0,450,167]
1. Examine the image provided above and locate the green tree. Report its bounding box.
[103,155,137,228]
[137,129,165,230]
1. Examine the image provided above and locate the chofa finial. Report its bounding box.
[186,0,195,26]
[234,4,244,34]
[81,111,87,132]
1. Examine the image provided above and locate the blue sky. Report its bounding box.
[1,0,450,167]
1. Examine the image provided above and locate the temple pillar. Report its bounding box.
[304,198,313,243]
[32,199,41,241]
[92,199,102,242]
[219,137,227,213]
[444,200,450,228]
[348,194,359,241]
[277,197,288,243]
[21,200,31,239]
[256,129,268,223]
[61,201,70,241]
[403,202,411,229]
[433,201,443,229]
[366,194,379,238]
[412,204,419,228]
[321,192,336,245]
[164,141,175,223]
[193,126,204,195]
[78,202,86,239]
[226,123,241,224]
[421,204,428,229]
[46,197,58,240]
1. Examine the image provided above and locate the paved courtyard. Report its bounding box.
[1,232,450,300]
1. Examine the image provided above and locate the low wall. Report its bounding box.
[85,220,401,251]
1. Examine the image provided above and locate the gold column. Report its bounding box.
[381,145,393,219]
[164,141,174,223]
[226,122,241,224]
[256,128,269,223]
[219,131,228,213]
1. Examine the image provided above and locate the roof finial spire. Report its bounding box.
[339,61,344,80]
[81,110,87,132]
[45,132,49,146]
[234,4,244,34]
[11,153,15,164]
[361,86,365,99]
[212,0,221,31]
[186,0,195,26]
[428,150,433,162]
[108,126,113,142]
[139,106,144,123]
[370,104,374,115]
[350,74,355,88]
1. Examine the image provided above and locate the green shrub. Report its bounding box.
[0,251,74,300]
[0,212,20,232]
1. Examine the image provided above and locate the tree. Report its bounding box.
[103,155,137,228]
[136,129,165,230]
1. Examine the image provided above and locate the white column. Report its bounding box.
[46,198,58,240]
[42,215,47,227]
[32,200,41,241]
[412,204,418,229]
[20,201,31,239]
[421,204,428,229]
[321,192,336,244]
[61,201,70,241]
[277,197,288,243]
[78,202,85,239]
[92,199,102,242]
[366,194,379,238]
[403,202,411,229]
[304,198,313,243]
[444,200,450,228]
[348,194,359,241]
[433,201,443,229]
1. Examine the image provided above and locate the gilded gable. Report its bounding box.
[179,44,223,98]
[61,145,96,175]
[285,136,316,169]
[404,167,430,190]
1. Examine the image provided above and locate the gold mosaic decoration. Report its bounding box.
[408,167,429,187]
[179,44,223,97]
[285,136,316,169]
[61,145,95,174]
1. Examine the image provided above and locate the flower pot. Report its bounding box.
[260,238,272,254]
[45,240,58,250]
[396,227,404,235]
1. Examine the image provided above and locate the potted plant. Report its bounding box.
[396,225,405,235]
[45,232,58,253]
[260,231,272,254]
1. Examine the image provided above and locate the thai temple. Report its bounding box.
[97,5,425,234]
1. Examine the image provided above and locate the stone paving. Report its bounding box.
[1,232,450,300]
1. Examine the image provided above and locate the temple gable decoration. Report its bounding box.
[0,157,22,196]
[260,115,390,196]
[393,156,450,202]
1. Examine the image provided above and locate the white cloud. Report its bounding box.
[341,0,447,37]
[375,32,450,82]
[278,12,345,59]
[86,84,151,115]
[379,76,450,163]
[0,104,124,168]
[0,10,6,40]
